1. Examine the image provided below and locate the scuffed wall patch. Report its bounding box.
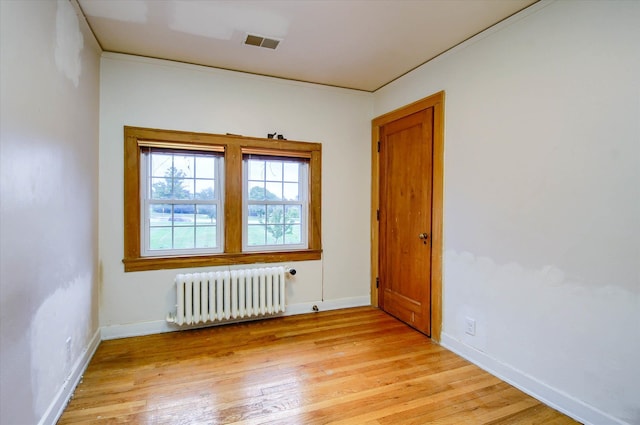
[443,249,640,423]
[30,273,92,417]
[55,0,83,87]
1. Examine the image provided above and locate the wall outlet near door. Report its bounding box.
[465,317,476,336]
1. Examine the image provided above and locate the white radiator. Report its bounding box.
[167,267,287,326]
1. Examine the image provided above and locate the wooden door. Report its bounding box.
[378,108,433,335]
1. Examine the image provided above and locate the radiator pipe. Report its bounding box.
[286,267,297,276]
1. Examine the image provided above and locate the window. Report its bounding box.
[123,127,322,272]
[243,157,308,251]
[141,148,223,256]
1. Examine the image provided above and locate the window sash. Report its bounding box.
[140,149,224,256]
[242,158,309,252]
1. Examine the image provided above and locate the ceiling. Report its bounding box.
[77,0,537,92]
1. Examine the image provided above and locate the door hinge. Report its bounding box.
[376,277,379,288]
[377,140,381,152]
[376,209,380,221]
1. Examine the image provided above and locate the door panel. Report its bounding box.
[379,108,433,335]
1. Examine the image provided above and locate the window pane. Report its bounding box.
[195,180,216,200]
[247,224,266,246]
[283,162,299,182]
[195,156,215,179]
[285,205,302,224]
[248,160,265,180]
[248,181,266,200]
[174,227,195,249]
[283,182,299,201]
[284,224,302,244]
[149,204,172,225]
[266,205,284,224]
[197,204,217,223]
[265,161,283,181]
[248,204,265,223]
[195,226,216,248]
[265,182,283,201]
[151,178,172,200]
[151,153,172,178]
[266,225,281,244]
[173,155,194,178]
[149,227,172,250]
[174,178,194,200]
[172,204,195,226]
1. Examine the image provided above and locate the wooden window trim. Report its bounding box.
[123,126,322,272]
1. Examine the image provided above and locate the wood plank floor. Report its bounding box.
[59,307,579,424]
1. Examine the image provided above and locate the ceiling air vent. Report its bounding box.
[244,34,280,50]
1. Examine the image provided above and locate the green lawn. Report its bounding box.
[149,213,301,250]
[246,222,302,246]
[149,226,216,250]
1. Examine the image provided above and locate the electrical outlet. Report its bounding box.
[465,317,476,336]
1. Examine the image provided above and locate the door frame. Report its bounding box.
[371,91,445,342]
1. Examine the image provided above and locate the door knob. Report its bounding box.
[418,233,429,240]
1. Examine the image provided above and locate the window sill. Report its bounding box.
[122,249,322,272]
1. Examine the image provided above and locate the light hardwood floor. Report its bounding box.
[59,307,579,424]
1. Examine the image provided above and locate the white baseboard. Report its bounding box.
[101,296,371,340]
[285,296,371,316]
[39,328,101,425]
[440,333,628,425]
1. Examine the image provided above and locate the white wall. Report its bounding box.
[374,1,639,424]
[99,54,372,335]
[0,1,101,424]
